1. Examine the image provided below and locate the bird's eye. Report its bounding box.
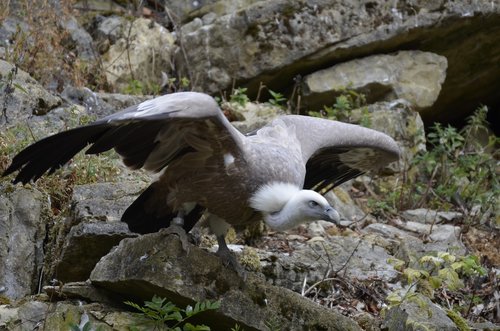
[308,200,319,208]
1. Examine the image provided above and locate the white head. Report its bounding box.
[249,182,340,231]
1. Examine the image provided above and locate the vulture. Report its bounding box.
[3,92,399,269]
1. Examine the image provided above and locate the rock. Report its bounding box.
[165,0,262,24]
[90,233,363,330]
[43,281,119,306]
[0,301,49,331]
[260,236,398,292]
[55,222,136,283]
[0,187,48,300]
[325,187,367,226]
[177,1,499,124]
[302,51,448,111]
[228,101,284,133]
[60,16,96,61]
[0,60,62,125]
[52,182,143,282]
[402,209,463,224]
[71,181,146,223]
[382,294,459,331]
[100,17,176,91]
[61,86,150,119]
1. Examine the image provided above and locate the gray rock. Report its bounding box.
[90,233,363,331]
[0,301,49,331]
[0,60,62,125]
[229,101,284,134]
[302,51,447,110]
[55,222,136,282]
[71,181,146,223]
[52,181,144,282]
[402,209,463,224]
[61,86,150,119]
[43,281,119,305]
[177,0,499,124]
[383,294,459,331]
[325,187,367,226]
[100,17,176,91]
[0,187,48,300]
[260,236,398,292]
[61,16,96,61]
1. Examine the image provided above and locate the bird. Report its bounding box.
[3,91,399,270]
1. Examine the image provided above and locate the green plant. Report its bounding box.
[267,90,287,107]
[309,87,367,122]
[370,106,498,224]
[229,87,250,106]
[125,296,221,331]
[386,252,486,328]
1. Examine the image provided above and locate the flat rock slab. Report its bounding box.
[90,232,362,331]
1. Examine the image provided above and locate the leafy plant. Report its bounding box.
[386,252,486,325]
[309,87,367,122]
[230,87,250,106]
[267,90,287,107]
[370,106,498,224]
[125,296,221,331]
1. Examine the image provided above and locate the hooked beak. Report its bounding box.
[323,206,340,225]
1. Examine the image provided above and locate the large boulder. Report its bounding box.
[0,187,48,300]
[90,232,363,331]
[176,0,499,123]
[302,51,447,111]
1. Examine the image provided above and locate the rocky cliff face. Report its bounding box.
[0,1,498,330]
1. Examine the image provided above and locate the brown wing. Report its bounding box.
[3,92,244,184]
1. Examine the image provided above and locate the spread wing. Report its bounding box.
[277,115,400,192]
[3,92,245,184]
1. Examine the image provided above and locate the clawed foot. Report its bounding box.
[160,224,190,252]
[216,246,246,280]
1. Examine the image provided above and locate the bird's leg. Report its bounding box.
[161,209,190,251]
[208,214,245,277]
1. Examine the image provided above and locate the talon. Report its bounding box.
[161,224,190,252]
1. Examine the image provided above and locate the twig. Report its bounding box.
[335,238,363,277]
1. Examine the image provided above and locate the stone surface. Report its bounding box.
[402,209,463,224]
[383,294,459,331]
[0,301,49,331]
[0,60,62,125]
[55,222,136,283]
[177,0,499,124]
[52,181,144,282]
[0,186,48,300]
[325,187,367,226]
[100,17,176,91]
[61,86,150,119]
[259,236,398,292]
[302,51,447,111]
[71,181,146,223]
[228,101,284,134]
[90,233,363,331]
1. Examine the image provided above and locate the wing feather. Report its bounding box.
[3,92,244,184]
[274,115,400,191]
